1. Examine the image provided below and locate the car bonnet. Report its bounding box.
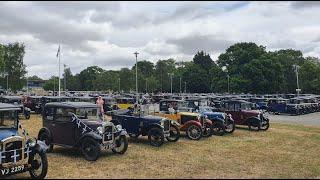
[0,129,19,141]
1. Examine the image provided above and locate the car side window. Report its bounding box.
[45,107,55,120]
[235,103,241,111]
[55,108,74,122]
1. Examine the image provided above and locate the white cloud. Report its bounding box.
[0,1,319,79]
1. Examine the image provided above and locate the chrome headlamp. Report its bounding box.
[27,138,37,147]
[97,126,104,134]
[116,124,122,131]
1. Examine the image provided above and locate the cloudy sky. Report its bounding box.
[1,1,320,79]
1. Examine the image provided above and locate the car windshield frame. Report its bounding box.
[0,110,18,129]
[75,107,99,121]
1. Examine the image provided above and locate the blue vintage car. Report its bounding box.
[267,98,288,114]
[198,106,235,135]
[111,110,180,147]
[0,103,48,179]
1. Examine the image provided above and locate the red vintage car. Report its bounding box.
[220,100,269,131]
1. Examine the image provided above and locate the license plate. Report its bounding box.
[0,164,26,176]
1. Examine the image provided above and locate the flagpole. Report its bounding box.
[58,45,61,97]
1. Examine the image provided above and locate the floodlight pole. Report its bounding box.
[134,52,139,103]
[179,77,182,94]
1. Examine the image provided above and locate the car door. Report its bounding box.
[51,107,76,147]
[121,115,140,135]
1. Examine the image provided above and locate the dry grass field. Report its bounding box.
[9,114,320,179]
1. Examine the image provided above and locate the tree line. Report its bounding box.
[3,42,320,94]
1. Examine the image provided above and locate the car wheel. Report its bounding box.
[260,119,270,131]
[224,119,235,134]
[186,125,202,140]
[212,121,225,136]
[248,118,261,131]
[112,135,128,154]
[81,138,101,161]
[202,123,214,137]
[38,132,53,153]
[28,148,48,179]
[25,112,31,119]
[148,127,164,147]
[166,124,180,142]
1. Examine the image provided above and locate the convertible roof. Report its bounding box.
[0,103,21,111]
[45,102,98,108]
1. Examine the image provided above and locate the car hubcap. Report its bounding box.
[189,126,201,139]
[31,154,43,176]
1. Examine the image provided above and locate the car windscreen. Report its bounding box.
[241,103,252,110]
[75,108,99,120]
[0,110,18,129]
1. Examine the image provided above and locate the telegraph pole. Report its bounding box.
[64,64,67,92]
[184,81,187,93]
[293,64,301,97]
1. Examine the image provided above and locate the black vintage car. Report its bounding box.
[38,102,128,161]
[0,103,48,179]
[111,109,180,147]
[40,96,70,113]
[0,96,31,119]
[24,96,43,114]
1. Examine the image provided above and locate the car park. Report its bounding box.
[0,103,48,179]
[111,109,180,147]
[0,96,31,119]
[38,102,128,161]
[220,99,270,131]
[154,99,213,140]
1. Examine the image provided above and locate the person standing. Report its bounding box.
[96,96,104,119]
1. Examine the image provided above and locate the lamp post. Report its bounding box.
[168,73,174,94]
[293,64,301,97]
[118,77,120,93]
[184,81,187,93]
[64,64,67,92]
[134,51,139,103]
[179,77,182,94]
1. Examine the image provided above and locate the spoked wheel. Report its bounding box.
[202,123,213,137]
[260,119,270,131]
[224,119,235,134]
[28,149,48,179]
[112,135,128,154]
[248,119,261,131]
[166,125,180,142]
[212,122,225,136]
[148,127,164,147]
[186,125,202,140]
[38,133,53,153]
[81,138,101,161]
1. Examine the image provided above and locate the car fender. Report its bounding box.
[76,131,102,146]
[209,117,224,125]
[180,120,202,131]
[34,139,49,153]
[205,119,213,126]
[38,127,52,141]
[147,123,163,132]
[170,120,180,127]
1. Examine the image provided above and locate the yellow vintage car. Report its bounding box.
[153,99,213,140]
[116,97,135,109]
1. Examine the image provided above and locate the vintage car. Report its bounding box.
[249,98,268,110]
[40,96,70,113]
[23,96,43,114]
[266,98,289,114]
[0,103,48,179]
[0,96,31,119]
[73,96,96,103]
[111,109,180,147]
[115,97,135,110]
[198,106,235,135]
[38,102,128,161]
[154,99,213,140]
[220,100,270,131]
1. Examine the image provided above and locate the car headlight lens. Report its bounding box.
[97,127,104,134]
[116,125,122,130]
[28,138,37,147]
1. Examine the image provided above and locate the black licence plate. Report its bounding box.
[0,164,27,176]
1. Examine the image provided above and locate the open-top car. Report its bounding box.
[198,106,235,135]
[38,102,128,161]
[220,100,270,131]
[111,109,180,147]
[0,96,31,119]
[154,99,213,140]
[0,103,48,179]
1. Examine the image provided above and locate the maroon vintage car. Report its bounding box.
[220,100,269,131]
[37,102,128,161]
